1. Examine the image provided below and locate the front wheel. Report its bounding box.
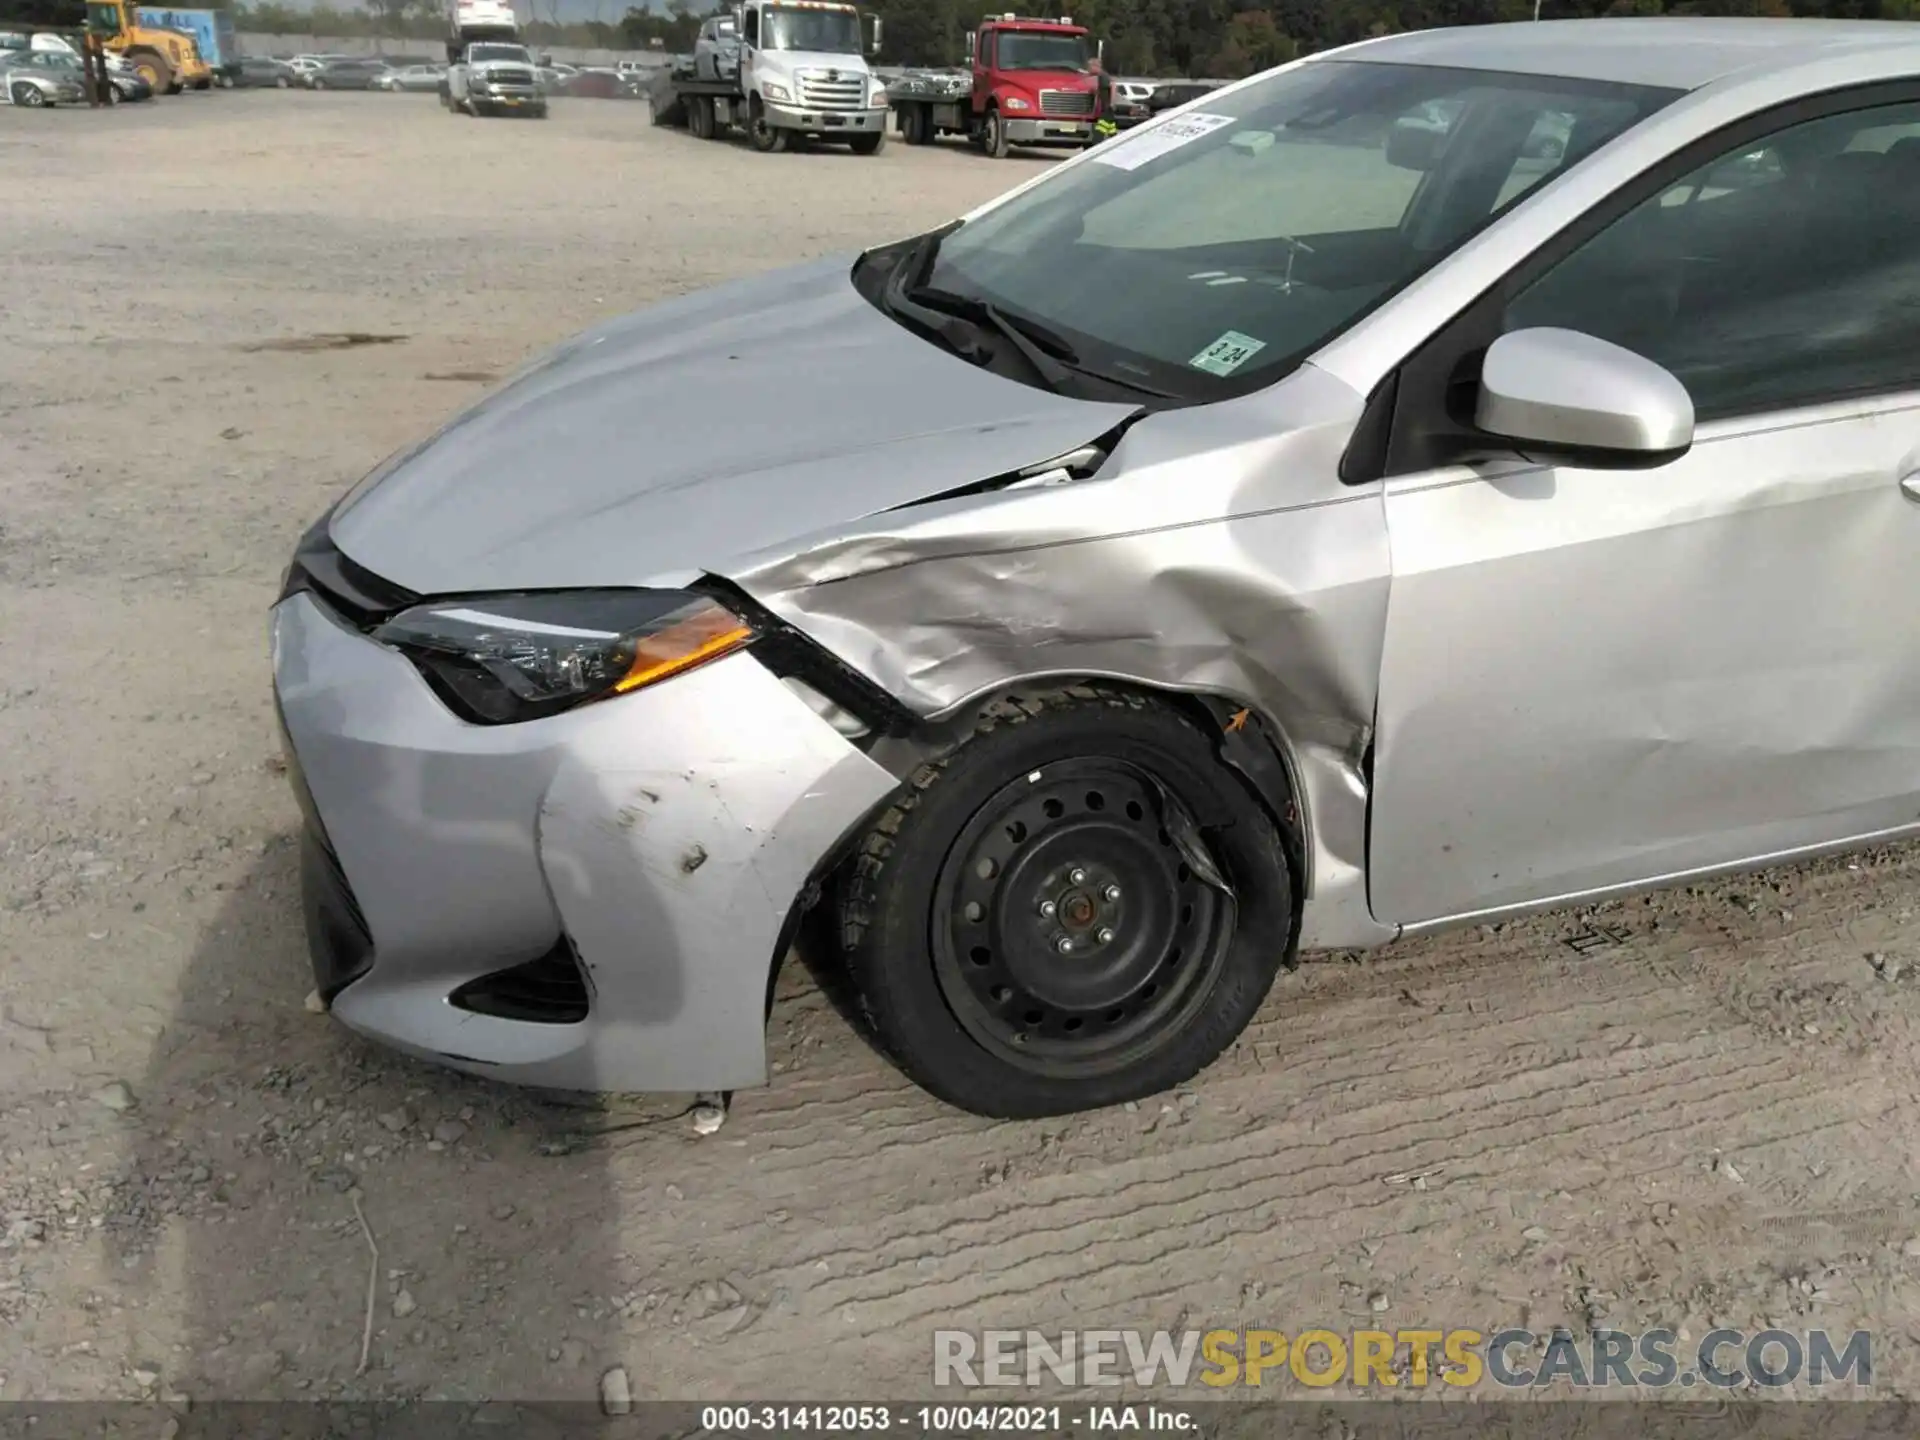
[13,83,46,107]
[839,686,1294,1118]
[130,49,172,94]
[747,99,786,152]
[982,107,1010,158]
[848,130,883,155]
[311,78,326,90]
[277,75,290,88]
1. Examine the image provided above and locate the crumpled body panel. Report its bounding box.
[733,363,1399,950]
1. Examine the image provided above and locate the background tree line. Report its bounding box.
[194,0,1920,74]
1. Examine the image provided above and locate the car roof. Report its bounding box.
[1345,17,1920,92]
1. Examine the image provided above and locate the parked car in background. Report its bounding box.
[109,62,152,100]
[11,47,152,102]
[565,66,623,99]
[235,54,295,87]
[305,57,391,90]
[376,63,445,92]
[1144,78,1221,112]
[288,54,346,76]
[0,50,84,105]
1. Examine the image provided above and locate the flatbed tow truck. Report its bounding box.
[888,13,1104,157]
[646,0,887,154]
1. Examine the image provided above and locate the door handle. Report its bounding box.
[1903,474,1920,504]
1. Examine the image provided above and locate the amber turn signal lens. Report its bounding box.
[612,599,754,695]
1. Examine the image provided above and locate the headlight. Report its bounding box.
[761,80,790,101]
[1002,95,1030,111]
[372,590,754,725]
[868,85,887,106]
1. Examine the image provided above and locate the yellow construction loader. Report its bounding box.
[85,0,208,92]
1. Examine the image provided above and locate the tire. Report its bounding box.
[983,106,1009,158]
[129,49,171,94]
[688,93,713,139]
[14,82,46,107]
[839,685,1294,1118]
[277,75,290,88]
[747,98,786,152]
[312,78,326,90]
[902,103,930,145]
[849,130,883,155]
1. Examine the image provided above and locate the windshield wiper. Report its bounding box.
[906,286,1081,394]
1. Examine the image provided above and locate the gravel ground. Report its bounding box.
[3,90,1920,1410]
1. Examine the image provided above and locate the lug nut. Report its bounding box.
[1069,868,1088,884]
[1103,884,1120,901]
[1097,927,1115,944]
[1055,936,1074,955]
[1038,899,1057,918]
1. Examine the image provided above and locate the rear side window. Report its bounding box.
[1508,99,1920,419]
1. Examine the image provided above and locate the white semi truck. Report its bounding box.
[646,0,887,154]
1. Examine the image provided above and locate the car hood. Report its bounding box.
[329,255,1138,594]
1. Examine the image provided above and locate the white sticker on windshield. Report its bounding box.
[1091,111,1236,171]
[1189,330,1267,376]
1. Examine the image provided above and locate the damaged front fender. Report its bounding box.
[729,363,1400,951]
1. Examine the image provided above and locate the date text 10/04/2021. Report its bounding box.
[699,1406,1191,1432]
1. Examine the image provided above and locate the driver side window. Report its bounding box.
[742,9,758,46]
[1507,99,1920,420]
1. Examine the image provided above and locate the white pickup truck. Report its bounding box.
[445,39,547,117]
[442,0,546,117]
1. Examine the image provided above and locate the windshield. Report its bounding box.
[85,2,122,34]
[469,44,531,63]
[763,7,860,54]
[995,31,1089,72]
[920,60,1675,399]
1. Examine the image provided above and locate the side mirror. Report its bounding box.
[1476,328,1694,466]
[1385,118,1446,172]
[965,29,975,62]
[1096,37,1104,61]
[868,14,881,53]
[539,51,552,65]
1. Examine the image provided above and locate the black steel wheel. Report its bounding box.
[931,758,1232,1077]
[840,685,1294,1118]
[747,99,786,152]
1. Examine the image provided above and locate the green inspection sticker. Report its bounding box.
[1189,330,1267,376]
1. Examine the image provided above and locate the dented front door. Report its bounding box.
[1367,392,1920,928]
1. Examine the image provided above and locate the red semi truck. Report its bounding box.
[888,13,1103,156]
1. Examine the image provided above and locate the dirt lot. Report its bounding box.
[3,89,1920,1411]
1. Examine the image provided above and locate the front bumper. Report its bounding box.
[473,87,544,109]
[762,100,887,133]
[271,591,898,1092]
[1004,115,1092,145]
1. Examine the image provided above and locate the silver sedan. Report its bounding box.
[1,52,87,106]
[374,63,445,93]
[273,17,1920,1117]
